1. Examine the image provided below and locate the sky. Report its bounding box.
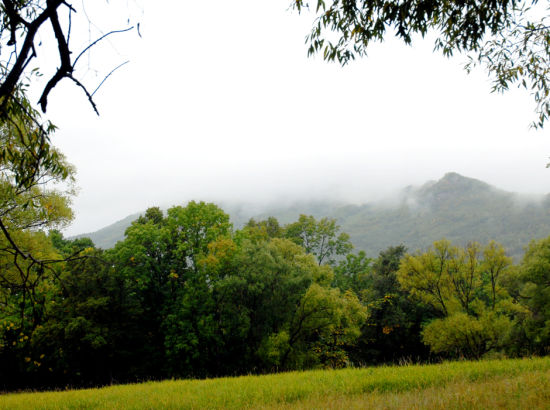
[28,1,550,236]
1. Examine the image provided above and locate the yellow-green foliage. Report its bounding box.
[1,357,549,409]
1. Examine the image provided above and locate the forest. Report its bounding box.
[1,199,549,390]
[0,0,550,397]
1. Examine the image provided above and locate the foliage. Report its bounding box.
[511,236,550,355]
[244,216,283,240]
[0,93,76,331]
[421,311,513,359]
[293,0,550,127]
[351,245,435,364]
[0,1,135,289]
[284,214,353,265]
[0,105,74,231]
[466,5,550,128]
[398,239,517,358]
[260,283,367,369]
[332,250,372,297]
[1,201,549,389]
[33,248,144,386]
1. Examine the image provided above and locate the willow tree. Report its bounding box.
[294,0,550,128]
[397,239,518,358]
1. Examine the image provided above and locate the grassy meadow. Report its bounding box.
[1,357,549,409]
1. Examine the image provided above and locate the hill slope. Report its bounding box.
[332,172,550,259]
[73,172,550,259]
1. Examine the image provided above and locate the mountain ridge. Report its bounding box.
[72,173,550,259]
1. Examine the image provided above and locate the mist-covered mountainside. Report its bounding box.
[73,172,550,259]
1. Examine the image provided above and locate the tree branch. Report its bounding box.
[38,1,73,112]
[73,26,134,67]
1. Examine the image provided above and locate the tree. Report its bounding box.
[219,236,324,372]
[0,117,75,260]
[0,1,137,115]
[109,202,233,378]
[512,236,550,355]
[261,283,366,370]
[293,0,550,127]
[166,201,232,272]
[397,239,517,358]
[244,217,283,240]
[353,245,435,364]
[0,2,137,284]
[0,120,75,339]
[332,250,373,297]
[33,246,144,387]
[284,214,353,266]
[0,1,135,191]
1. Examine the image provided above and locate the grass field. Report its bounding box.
[1,357,549,409]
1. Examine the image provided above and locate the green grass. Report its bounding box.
[1,357,549,409]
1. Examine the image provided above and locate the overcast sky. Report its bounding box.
[31,1,550,236]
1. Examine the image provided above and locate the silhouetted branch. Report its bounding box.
[92,60,129,97]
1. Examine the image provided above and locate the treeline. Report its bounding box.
[0,201,549,390]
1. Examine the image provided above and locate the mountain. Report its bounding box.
[72,172,550,259]
[74,212,141,250]
[332,172,550,259]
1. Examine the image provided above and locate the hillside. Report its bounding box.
[73,172,550,259]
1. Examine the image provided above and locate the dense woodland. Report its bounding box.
[1,200,549,390]
[0,0,550,397]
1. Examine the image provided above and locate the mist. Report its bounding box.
[40,1,550,237]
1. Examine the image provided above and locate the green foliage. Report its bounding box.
[466,5,550,128]
[511,237,550,355]
[0,110,74,232]
[284,214,353,266]
[33,248,144,385]
[350,245,435,364]
[0,94,75,348]
[166,201,232,264]
[332,250,373,297]
[261,283,367,370]
[216,236,326,373]
[108,201,233,377]
[2,200,550,390]
[293,0,513,63]
[49,230,94,257]
[244,216,283,240]
[398,239,517,358]
[293,0,550,127]
[422,311,513,359]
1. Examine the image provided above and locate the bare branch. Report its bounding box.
[92,60,129,97]
[73,26,134,67]
[69,75,99,115]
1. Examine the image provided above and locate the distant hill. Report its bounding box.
[73,212,141,250]
[72,172,550,259]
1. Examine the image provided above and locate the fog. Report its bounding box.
[32,1,550,236]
